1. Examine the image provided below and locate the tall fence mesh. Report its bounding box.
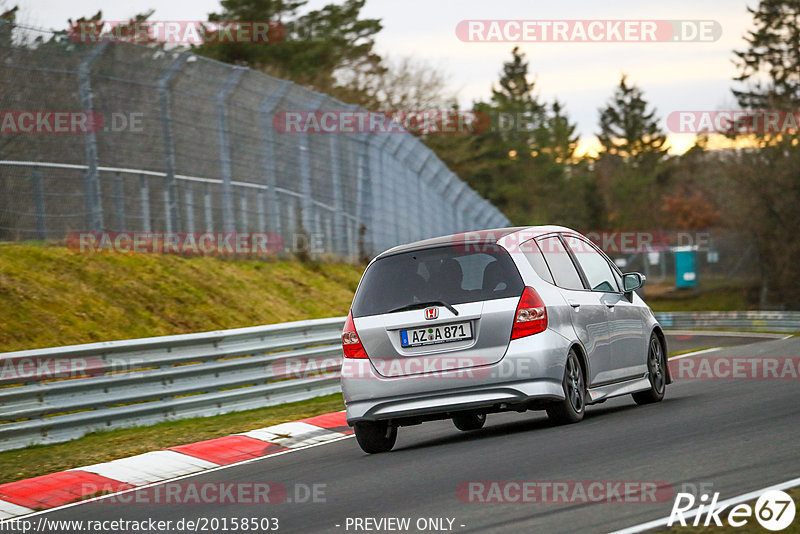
[0,23,509,258]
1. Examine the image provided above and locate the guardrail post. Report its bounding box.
[113,171,126,230]
[157,52,189,234]
[260,81,293,238]
[216,68,246,233]
[32,167,46,239]
[78,42,108,232]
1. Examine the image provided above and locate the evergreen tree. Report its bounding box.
[729,0,800,307]
[195,0,384,104]
[597,74,666,165]
[733,0,800,110]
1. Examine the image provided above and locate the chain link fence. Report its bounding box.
[0,22,509,259]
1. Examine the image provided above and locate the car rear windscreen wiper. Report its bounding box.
[388,300,459,316]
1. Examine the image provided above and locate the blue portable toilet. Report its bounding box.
[674,246,697,288]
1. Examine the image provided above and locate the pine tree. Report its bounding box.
[196,0,384,103]
[597,74,666,164]
[729,0,800,307]
[733,0,800,110]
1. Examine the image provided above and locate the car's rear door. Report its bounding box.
[562,234,646,382]
[536,234,612,387]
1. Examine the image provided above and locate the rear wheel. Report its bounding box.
[353,421,397,453]
[453,413,486,431]
[632,333,666,405]
[547,349,586,425]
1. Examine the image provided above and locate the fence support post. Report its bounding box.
[355,133,373,260]
[139,174,151,232]
[32,168,46,240]
[216,68,246,233]
[297,94,325,241]
[157,52,190,234]
[259,81,293,237]
[78,42,108,232]
[113,171,126,230]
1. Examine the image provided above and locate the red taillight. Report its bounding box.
[510,286,548,340]
[342,311,368,359]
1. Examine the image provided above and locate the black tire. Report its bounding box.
[632,333,667,405]
[452,413,486,431]
[353,421,397,453]
[547,349,586,425]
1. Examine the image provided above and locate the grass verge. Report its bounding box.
[0,393,345,486]
[0,243,364,352]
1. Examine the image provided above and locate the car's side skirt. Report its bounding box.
[586,374,651,404]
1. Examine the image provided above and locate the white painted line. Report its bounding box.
[665,330,789,339]
[610,476,800,534]
[241,422,347,448]
[0,499,35,520]
[0,434,354,524]
[668,347,721,360]
[75,451,218,486]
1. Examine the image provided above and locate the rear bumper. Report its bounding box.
[342,328,571,425]
[345,379,564,424]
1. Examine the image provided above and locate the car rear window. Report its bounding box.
[351,244,524,317]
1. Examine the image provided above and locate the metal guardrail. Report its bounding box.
[0,311,796,452]
[654,311,800,333]
[0,317,347,452]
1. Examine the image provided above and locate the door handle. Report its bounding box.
[568,300,580,310]
[605,303,615,309]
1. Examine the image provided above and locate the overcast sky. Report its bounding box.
[19,0,756,154]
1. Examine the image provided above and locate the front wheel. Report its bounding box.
[632,333,666,405]
[547,349,586,425]
[453,413,486,431]
[353,421,397,453]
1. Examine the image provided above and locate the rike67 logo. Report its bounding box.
[668,489,796,531]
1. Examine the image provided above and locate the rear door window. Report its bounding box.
[352,244,524,317]
[536,236,585,290]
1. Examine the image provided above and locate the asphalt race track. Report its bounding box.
[11,333,799,534]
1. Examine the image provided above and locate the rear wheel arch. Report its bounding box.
[650,326,671,384]
[570,342,590,388]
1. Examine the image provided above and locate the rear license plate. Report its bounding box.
[400,321,472,348]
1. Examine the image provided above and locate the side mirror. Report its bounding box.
[622,272,646,292]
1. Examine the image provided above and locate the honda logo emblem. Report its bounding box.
[424,307,438,320]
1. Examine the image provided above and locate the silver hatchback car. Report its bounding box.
[341,226,670,453]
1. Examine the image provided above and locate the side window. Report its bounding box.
[563,235,620,293]
[521,239,554,284]
[536,236,584,290]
